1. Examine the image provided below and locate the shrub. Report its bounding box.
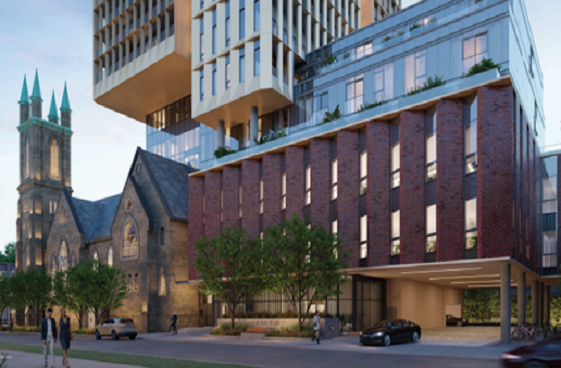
[463,58,501,78]
[214,146,238,159]
[383,30,404,43]
[265,323,314,338]
[72,327,95,335]
[409,23,421,32]
[254,129,287,145]
[407,75,446,96]
[357,100,386,113]
[211,322,248,336]
[342,53,351,60]
[325,54,337,65]
[320,105,342,124]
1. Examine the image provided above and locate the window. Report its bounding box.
[160,227,165,245]
[529,46,534,78]
[60,205,67,225]
[374,63,394,102]
[360,215,367,259]
[212,8,217,55]
[360,151,367,195]
[239,47,246,82]
[254,40,260,76]
[49,200,58,214]
[225,54,231,89]
[238,183,243,218]
[426,108,437,181]
[50,138,60,179]
[108,246,113,267]
[391,210,400,255]
[463,34,487,73]
[281,172,286,209]
[313,93,328,112]
[465,198,477,250]
[59,239,68,271]
[126,198,133,211]
[135,273,139,291]
[200,69,204,101]
[405,50,426,93]
[331,159,338,200]
[426,205,436,253]
[199,17,204,62]
[465,95,477,173]
[239,0,245,39]
[25,245,29,266]
[391,143,400,188]
[254,0,260,31]
[212,62,217,96]
[24,136,30,179]
[346,78,363,114]
[122,219,139,259]
[128,274,132,291]
[160,268,166,296]
[332,219,338,257]
[259,178,264,214]
[305,165,311,205]
[356,42,372,59]
[225,0,231,46]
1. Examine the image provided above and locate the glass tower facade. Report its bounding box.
[541,155,558,275]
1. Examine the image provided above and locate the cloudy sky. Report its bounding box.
[0,0,560,251]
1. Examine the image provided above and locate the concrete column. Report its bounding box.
[297,4,302,55]
[517,272,526,326]
[500,263,511,344]
[538,282,544,327]
[216,120,225,148]
[532,279,539,325]
[544,285,550,327]
[306,13,312,53]
[249,106,259,145]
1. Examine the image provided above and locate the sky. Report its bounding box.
[0,0,560,251]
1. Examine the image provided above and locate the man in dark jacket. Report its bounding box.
[41,308,58,368]
[170,312,178,335]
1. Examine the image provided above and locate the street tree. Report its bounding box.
[191,227,270,329]
[263,214,349,331]
[53,265,90,329]
[10,268,52,327]
[0,243,15,264]
[0,274,13,320]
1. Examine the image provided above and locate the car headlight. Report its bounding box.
[500,354,521,360]
[373,332,385,337]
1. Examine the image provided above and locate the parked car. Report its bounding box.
[360,318,421,346]
[501,336,561,368]
[95,318,137,340]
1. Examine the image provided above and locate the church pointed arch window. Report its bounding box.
[51,256,57,277]
[108,246,113,267]
[59,238,68,271]
[24,135,30,179]
[122,218,139,260]
[50,138,60,180]
[70,252,76,267]
[160,267,166,296]
[25,245,29,267]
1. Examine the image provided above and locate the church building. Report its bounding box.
[15,72,202,332]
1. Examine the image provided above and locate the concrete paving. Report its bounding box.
[0,350,142,368]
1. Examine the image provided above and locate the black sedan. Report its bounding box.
[360,319,421,346]
[501,336,561,368]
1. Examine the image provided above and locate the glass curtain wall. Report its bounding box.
[541,156,558,275]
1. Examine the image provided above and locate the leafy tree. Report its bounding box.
[191,227,270,329]
[0,274,13,320]
[78,259,127,326]
[10,268,52,327]
[263,215,349,332]
[0,243,15,264]
[53,265,91,329]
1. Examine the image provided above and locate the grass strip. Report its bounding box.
[0,341,253,368]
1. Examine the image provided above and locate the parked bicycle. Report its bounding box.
[543,322,559,339]
[511,323,545,342]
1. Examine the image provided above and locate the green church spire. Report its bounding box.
[18,75,30,106]
[30,69,42,102]
[48,91,59,122]
[60,82,71,113]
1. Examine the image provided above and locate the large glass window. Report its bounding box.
[374,63,394,102]
[225,54,231,89]
[199,17,204,62]
[239,0,246,39]
[254,0,260,31]
[259,178,264,214]
[355,42,372,59]
[212,62,217,96]
[239,47,246,82]
[426,107,437,182]
[463,33,487,73]
[542,156,558,269]
[305,165,311,205]
[360,215,367,259]
[50,138,60,180]
[465,198,477,250]
[281,172,286,209]
[391,143,400,188]
[200,69,204,101]
[426,205,436,253]
[405,50,426,93]
[254,39,260,76]
[122,219,139,259]
[465,95,477,173]
[360,151,367,195]
[346,78,363,114]
[225,0,231,47]
[391,210,400,255]
[331,159,338,200]
[212,9,217,55]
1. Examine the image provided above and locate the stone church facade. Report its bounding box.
[15,72,201,332]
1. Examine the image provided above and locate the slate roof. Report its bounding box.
[71,194,121,241]
[137,148,194,222]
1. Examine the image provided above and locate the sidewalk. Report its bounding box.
[0,350,142,368]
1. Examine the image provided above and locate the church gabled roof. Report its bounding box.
[131,148,195,222]
[63,189,121,241]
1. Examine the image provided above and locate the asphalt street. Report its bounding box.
[0,332,501,368]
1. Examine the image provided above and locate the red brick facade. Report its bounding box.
[337,130,360,268]
[367,121,390,266]
[310,138,331,230]
[187,86,544,276]
[436,99,464,262]
[400,110,426,264]
[477,86,514,259]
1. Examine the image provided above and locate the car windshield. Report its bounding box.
[372,320,390,328]
[120,318,134,324]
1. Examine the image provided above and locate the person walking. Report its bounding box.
[312,311,321,345]
[59,308,73,368]
[170,311,178,335]
[41,308,58,368]
[8,314,14,333]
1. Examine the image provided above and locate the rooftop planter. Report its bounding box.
[214,146,237,159]
[462,58,501,78]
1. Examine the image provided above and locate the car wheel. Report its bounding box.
[383,334,391,347]
[95,330,101,340]
[411,331,420,343]
[522,361,548,368]
[130,335,136,340]
[111,330,119,341]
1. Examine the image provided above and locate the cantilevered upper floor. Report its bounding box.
[93,0,192,122]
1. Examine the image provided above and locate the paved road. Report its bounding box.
[0,332,501,368]
[0,350,142,368]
